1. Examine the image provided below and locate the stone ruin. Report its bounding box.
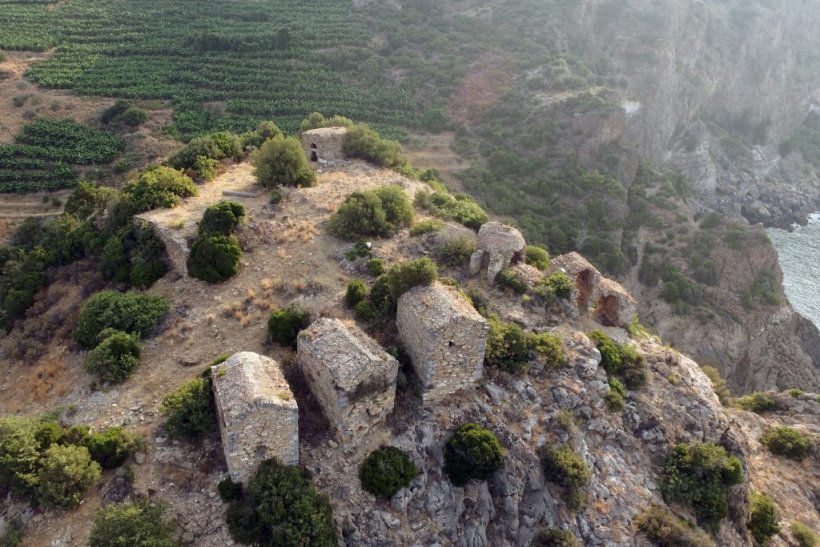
[211,352,299,483]
[469,221,527,281]
[551,252,636,327]
[297,318,398,442]
[397,282,489,402]
[301,127,347,165]
[134,214,190,276]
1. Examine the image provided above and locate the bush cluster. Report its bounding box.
[409,219,443,236]
[269,306,311,348]
[588,330,648,389]
[359,446,418,499]
[485,316,565,373]
[661,442,743,526]
[541,444,591,511]
[760,426,812,460]
[443,423,505,487]
[0,417,137,509]
[89,499,177,547]
[498,269,528,294]
[299,112,354,133]
[525,245,550,270]
[84,329,141,384]
[438,236,475,267]
[101,100,147,127]
[345,279,368,307]
[252,135,316,188]
[534,272,575,301]
[531,528,581,547]
[385,258,438,299]
[736,392,778,413]
[748,492,780,545]
[74,290,169,348]
[161,374,216,438]
[225,458,335,546]
[187,201,244,283]
[605,377,626,412]
[342,124,411,174]
[99,221,168,289]
[330,185,414,240]
[634,505,714,547]
[122,166,198,213]
[702,366,732,406]
[414,189,488,231]
[167,130,244,175]
[218,477,243,502]
[791,522,819,547]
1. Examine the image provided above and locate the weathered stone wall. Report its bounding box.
[211,352,299,482]
[297,318,398,442]
[470,222,527,281]
[397,282,489,402]
[135,215,190,276]
[301,127,347,165]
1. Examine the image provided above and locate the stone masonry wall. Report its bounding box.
[297,318,398,442]
[397,283,489,402]
[211,352,299,483]
[301,127,347,164]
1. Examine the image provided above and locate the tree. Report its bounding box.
[187,234,242,283]
[84,329,142,384]
[36,444,101,509]
[123,167,197,213]
[74,290,169,348]
[359,447,417,499]
[443,423,504,486]
[252,135,315,188]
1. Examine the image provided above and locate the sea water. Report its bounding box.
[767,213,820,328]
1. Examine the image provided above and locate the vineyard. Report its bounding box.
[0,0,421,139]
[0,119,124,192]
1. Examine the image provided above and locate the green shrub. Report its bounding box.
[529,332,566,368]
[198,201,245,236]
[438,236,476,267]
[366,258,385,277]
[84,330,142,384]
[541,444,591,489]
[531,528,581,547]
[269,187,283,205]
[414,190,489,230]
[89,499,177,547]
[101,100,147,127]
[74,290,169,348]
[84,427,140,469]
[535,272,575,301]
[123,166,198,213]
[588,330,621,374]
[702,366,732,406]
[100,221,169,289]
[736,392,778,413]
[187,234,242,283]
[0,416,52,498]
[788,388,805,398]
[385,258,438,299]
[36,444,101,509]
[218,477,243,501]
[345,240,372,261]
[269,306,311,348]
[760,426,812,460]
[635,505,714,547]
[587,330,647,388]
[661,442,743,526]
[299,112,354,133]
[210,132,243,159]
[252,135,316,188]
[367,275,397,317]
[225,458,335,546]
[345,279,368,307]
[0,516,24,546]
[359,446,418,499]
[748,492,780,545]
[498,269,528,294]
[167,134,225,170]
[410,219,443,236]
[525,245,550,270]
[343,124,410,172]
[330,186,414,239]
[485,316,530,373]
[161,376,216,438]
[443,423,505,487]
[605,377,625,412]
[791,522,819,547]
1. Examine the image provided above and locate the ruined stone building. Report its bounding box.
[297,318,398,442]
[470,221,527,281]
[301,127,347,165]
[551,252,636,328]
[397,282,489,402]
[211,352,299,482]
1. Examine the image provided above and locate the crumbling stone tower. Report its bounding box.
[470,222,527,281]
[211,352,299,482]
[297,318,398,443]
[397,282,489,402]
[301,127,347,165]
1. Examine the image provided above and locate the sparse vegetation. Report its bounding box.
[588,330,647,388]
[414,189,488,231]
[791,522,819,547]
[661,442,743,527]
[409,219,443,236]
[268,306,311,348]
[531,528,581,547]
[343,124,412,175]
[384,258,438,299]
[438,236,475,267]
[541,444,591,510]
[702,366,731,406]
[443,423,505,487]
[736,392,778,413]
[225,458,335,546]
[359,446,418,499]
[605,377,625,412]
[498,269,528,294]
[635,505,714,547]
[748,491,780,545]
[89,499,177,547]
[760,426,812,460]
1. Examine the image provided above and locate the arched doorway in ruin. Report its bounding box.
[310,143,318,162]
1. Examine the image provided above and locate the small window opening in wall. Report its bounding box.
[448,340,455,347]
[310,143,318,161]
